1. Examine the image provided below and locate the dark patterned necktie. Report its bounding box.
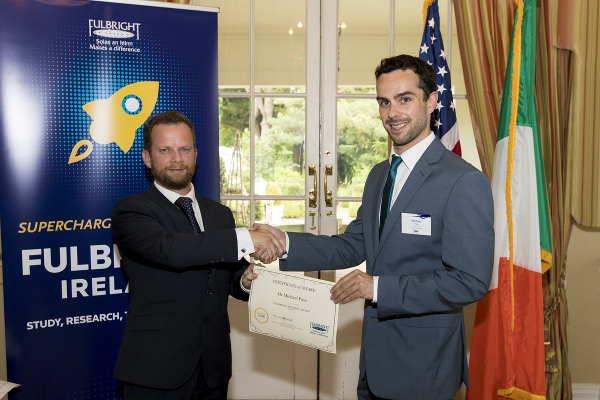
[379,154,402,238]
[174,197,201,234]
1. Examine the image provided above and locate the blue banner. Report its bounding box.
[0,1,218,398]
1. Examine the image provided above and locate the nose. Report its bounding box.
[388,101,401,120]
[171,150,184,163]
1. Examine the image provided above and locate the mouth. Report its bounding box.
[388,121,409,132]
[167,166,187,173]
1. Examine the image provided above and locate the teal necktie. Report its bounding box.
[379,155,402,238]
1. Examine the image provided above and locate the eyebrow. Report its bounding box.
[393,91,417,99]
[376,91,418,103]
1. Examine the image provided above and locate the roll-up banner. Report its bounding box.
[0,1,218,398]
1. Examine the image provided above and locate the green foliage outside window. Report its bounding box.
[337,99,387,191]
[219,92,387,223]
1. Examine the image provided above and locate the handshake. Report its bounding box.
[248,223,287,263]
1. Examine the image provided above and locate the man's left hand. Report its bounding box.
[242,263,259,290]
[330,269,373,304]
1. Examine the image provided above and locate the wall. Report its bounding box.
[566,225,600,385]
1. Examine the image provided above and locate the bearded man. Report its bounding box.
[111,111,282,400]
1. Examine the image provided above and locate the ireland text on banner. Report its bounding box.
[466,0,552,399]
[419,0,461,156]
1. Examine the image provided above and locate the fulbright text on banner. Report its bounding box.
[22,243,129,299]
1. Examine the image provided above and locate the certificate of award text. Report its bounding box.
[249,266,339,353]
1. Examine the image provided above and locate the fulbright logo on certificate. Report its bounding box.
[310,322,329,336]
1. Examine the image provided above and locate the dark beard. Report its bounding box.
[386,112,429,147]
[151,163,195,191]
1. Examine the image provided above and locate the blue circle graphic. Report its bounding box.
[122,94,143,115]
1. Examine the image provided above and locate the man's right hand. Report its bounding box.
[249,229,284,263]
[249,224,287,263]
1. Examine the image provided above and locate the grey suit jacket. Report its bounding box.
[280,138,494,399]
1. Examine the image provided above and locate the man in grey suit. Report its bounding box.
[252,55,494,399]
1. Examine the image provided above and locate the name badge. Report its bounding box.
[401,213,431,236]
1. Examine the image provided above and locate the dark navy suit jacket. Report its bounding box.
[112,184,249,389]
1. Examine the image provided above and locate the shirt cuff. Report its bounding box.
[240,276,250,293]
[279,232,290,260]
[235,228,254,260]
[372,276,379,303]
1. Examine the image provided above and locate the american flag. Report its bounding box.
[419,0,461,156]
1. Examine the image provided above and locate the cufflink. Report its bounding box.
[242,248,247,253]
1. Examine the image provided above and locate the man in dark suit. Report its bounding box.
[252,55,495,399]
[112,111,282,400]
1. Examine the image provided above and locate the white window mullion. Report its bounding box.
[249,0,256,225]
[389,0,395,57]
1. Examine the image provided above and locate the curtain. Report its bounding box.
[453,0,581,398]
[535,0,573,398]
[453,0,516,177]
[568,1,600,228]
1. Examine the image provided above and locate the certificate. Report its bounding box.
[249,266,339,353]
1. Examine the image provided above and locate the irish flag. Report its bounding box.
[466,0,552,399]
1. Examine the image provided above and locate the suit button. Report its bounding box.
[210,260,215,264]
[203,318,209,325]
[206,289,213,295]
[221,257,225,262]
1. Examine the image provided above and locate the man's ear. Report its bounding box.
[142,150,152,169]
[427,91,439,114]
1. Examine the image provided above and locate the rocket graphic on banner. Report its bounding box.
[70,81,160,163]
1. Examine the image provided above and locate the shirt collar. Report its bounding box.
[153,181,196,205]
[389,133,435,171]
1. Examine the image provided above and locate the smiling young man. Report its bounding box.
[111,111,282,400]
[375,62,436,153]
[252,55,495,399]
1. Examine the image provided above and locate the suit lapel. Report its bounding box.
[145,185,215,278]
[196,195,217,282]
[145,185,195,234]
[374,139,445,259]
[367,163,388,254]
[196,196,216,232]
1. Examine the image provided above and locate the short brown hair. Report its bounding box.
[375,54,436,101]
[375,55,437,130]
[142,111,195,151]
